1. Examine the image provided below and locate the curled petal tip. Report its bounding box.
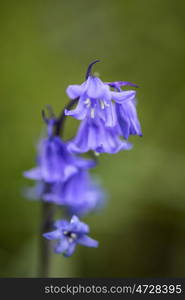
[42,105,56,124]
[41,109,48,124]
[85,59,101,79]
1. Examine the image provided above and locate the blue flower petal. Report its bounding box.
[116,99,142,139]
[78,235,99,248]
[65,96,88,120]
[70,215,89,234]
[68,117,132,154]
[23,167,41,180]
[43,229,61,240]
[64,242,76,257]
[111,90,136,103]
[55,238,69,254]
[66,84,84,99]
[85,76,107,99]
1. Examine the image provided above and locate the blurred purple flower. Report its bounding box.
[43,170,105,216]
[24,120,95,183]
[43,215,98,256]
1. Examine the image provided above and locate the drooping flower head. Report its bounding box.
[25,170,105,216]
[107,81,142,139]
[24,115,95,183]
[65,60,142,154]
[65,60,136,128]
[68,117,132,154]
[116,99,142,139]
[60,171,105,216]
[43,215,98,256]
[41,170,105,216]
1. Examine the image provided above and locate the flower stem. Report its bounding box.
[40,200,55,277]
[55,98,79,136]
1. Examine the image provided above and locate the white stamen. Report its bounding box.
[84,98,90,104]
[84,98,91,108]
[94,151,100,156]
[104,102,110,107]
[90,108,95,118]
[100,100,105,110]
[63,231,68,235]
[70,233,77,239]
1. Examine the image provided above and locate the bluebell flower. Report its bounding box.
[43,215,98,256]
[68,116,132,154]
[63,171,105,216]
[116,99,142,139]
[24,120,95,183]
[108,81,142,139]
[64,61,141,153]
[65,75,136,128]
[42,170,105,216]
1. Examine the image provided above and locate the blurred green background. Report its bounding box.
[0,0,185,277]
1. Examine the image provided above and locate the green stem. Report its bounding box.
[40,201,55,277]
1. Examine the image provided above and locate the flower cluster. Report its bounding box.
[66,62,142,154]
[24,60,142,258]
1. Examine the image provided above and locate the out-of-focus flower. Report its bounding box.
[43,215,98,256]
[63,171,105,216]
[42,170,105,216]
[68,116,132,154]
[23,120,95,183]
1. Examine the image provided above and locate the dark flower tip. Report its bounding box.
[85,59,101,80]
[42,105,56,124]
